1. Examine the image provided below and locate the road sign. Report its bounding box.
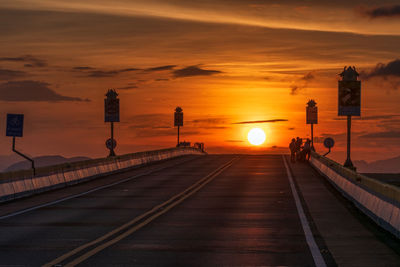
[306,106,318,124]
[105,98,120,122]
[338,80,361,116]
[174,112,183,126]
[323,137,335,149]
[6,114,24,137]
[106,138,117,150]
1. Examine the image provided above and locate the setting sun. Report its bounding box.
[247,128,266,146]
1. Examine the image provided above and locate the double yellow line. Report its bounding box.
[43,157,238,267]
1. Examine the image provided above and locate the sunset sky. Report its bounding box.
[1,0,400,163]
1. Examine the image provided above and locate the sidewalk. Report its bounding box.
[288,157,400,266]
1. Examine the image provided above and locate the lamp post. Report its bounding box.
[174,107,183,146]
[338,66,361,170]
[306,99,318,151]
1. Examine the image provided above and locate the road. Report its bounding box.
[0,155,399,266]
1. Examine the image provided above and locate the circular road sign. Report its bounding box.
[323,137,335,149]
[106,138,117,150]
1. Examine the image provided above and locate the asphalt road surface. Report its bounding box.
[0,154,398,266]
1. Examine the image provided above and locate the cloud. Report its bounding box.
[87,68,140,77]
[362,5,400,18]
[301,72,314,81]
[72,66,141,77]
[173,65,222,78]
[359,131,400,139]
[0,80,89,102]
[117,85,138,90]
[126,114,171,130]
[225,140,244,143]
[0,68,26,80]
[290,72,315,95]
[73,66,95,70]
[145,65,176,72]
[190,118,227,124]
[0,55,47,67]
[232,119,288,124]
[363,59,400,79]
[154,78,170,82]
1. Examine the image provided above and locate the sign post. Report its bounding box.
[306,99,318,151]
[104,89,120,157]
[174,107,183,146]
[338,66,361,170]
[6,114,35,175]
[323,137,335,156]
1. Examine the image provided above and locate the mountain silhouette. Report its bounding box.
[4,155,91,172]
[354,155,400,173]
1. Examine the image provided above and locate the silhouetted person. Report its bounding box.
[295,137,303,161]
[303,139,311,161]
[289,138,296,163]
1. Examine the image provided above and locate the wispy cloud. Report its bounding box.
[0,68,26,80]
[72,66,140,77]
[117,85,138,90]
[232,119,288,124]
[173,65,222,78]
[73,66,95,70]
[145,65,176,72]
[0,55,47,67]
[362,5,400,18]
[225,139,244,143]
[359,131,400,139]
[363,59,400,79]
[290,72,315,95]
[0,80,89,102]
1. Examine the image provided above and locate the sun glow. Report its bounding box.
[247,128,266,146]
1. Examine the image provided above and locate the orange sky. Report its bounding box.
[1,1,400,163]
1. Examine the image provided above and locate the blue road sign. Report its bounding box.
[6,114,24,137]
[323,137,335,149]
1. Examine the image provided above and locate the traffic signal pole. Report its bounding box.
[109,122,116,157]
[177,125,180,146]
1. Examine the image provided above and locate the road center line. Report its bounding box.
[42,157,238,267]
[282,155,327,267]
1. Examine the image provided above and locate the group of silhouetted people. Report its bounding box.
[289,137,312,163]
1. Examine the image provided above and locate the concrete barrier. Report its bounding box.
[0,147,204,203]
[310,152,400,238]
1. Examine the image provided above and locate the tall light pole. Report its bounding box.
[306,99,318,151]
[174,107,183,147]
[338,66,361,170]
[104,89,120,157]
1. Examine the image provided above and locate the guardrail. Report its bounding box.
[0,147,204,203]
[310,152,400,238]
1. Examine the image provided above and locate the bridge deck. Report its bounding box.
[0,155,398,266]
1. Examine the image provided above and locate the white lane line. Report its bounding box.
[282,155,327,267]
[0,158,196,220]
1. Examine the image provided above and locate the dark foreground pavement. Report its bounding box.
[0,154,399,266]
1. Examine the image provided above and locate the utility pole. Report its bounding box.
[338,66,361,170]
[104,89,120,157]
[174,107,183,147]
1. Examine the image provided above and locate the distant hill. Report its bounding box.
[0,154,23,172]
[4,155,91,172]
[354,155,400,173]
